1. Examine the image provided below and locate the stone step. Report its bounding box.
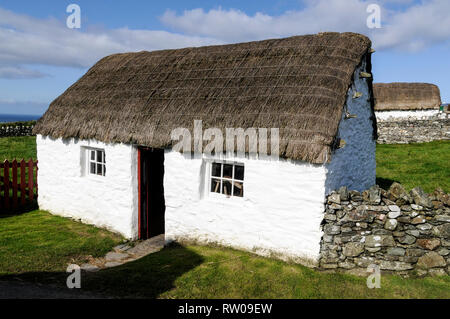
[79,234,166,271]
[105,252,130,262]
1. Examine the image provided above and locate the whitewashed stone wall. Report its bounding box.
[375,110,441,122]
[164,152,328,266]
[36,135,139,239]
[0,124,34,137]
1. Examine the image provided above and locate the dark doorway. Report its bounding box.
[138,147,165,240]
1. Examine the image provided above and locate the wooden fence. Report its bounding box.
[0,159,38,212]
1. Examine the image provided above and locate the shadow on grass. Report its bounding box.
[376,177,400,190]
[0,243,204,299]
[0,201,38,219]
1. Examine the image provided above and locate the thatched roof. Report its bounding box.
[34,32,374,164]
[374,83,442,111]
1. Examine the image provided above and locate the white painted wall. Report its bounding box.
[326,58,376,193]
[375,109,440,122]
[164,152,327,265]
[36,135,139,239]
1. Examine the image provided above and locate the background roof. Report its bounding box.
[373,82,442,111]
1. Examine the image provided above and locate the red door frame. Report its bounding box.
[138,147,165,240]
[138,147,152,240]
[138,148,142,239]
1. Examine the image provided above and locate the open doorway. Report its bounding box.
[138,147,165,240]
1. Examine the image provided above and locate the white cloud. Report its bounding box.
[0,7,221,78]
[161,0,450,51]
[0,66,46,79]
[161,0,368,43]
[372,0,450,51]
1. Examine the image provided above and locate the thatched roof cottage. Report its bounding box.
[374,82,442,121]
[34,32,376,264]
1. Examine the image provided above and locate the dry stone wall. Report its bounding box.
[319,183,450,277]
[377,118,449,144]
[0,124,35,137]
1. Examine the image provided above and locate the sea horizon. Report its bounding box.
[0,113,41,123]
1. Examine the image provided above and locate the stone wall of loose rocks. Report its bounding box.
[0,123,35,137]
[377,118,450,144]
[319,183,450,277]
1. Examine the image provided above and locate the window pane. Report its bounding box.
[90,150,95,160]
[223,164,233,179]
[97,150,104,163]
[222,180,232,196]
[233,181,244,197]
[103,164,106,176]
[234,165,244,180]
[90,162,96,174]
[97,163,103,176]
[211,179,221,194]
[211,163,221,177]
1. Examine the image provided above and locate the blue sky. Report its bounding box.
[0,0,449,115]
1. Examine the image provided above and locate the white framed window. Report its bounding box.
[210,162,244,198]
[87,148,106,177]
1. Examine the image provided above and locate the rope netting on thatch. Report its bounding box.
[34,32,373,163]
[374,83,442,111]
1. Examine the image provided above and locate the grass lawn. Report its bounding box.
[0,210,123,276]
[82,244,450,299]
[0,136,36,161]
[9,242,447,299]
[376,141,450,193]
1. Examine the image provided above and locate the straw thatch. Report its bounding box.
[374,83,442,111]
[34,32,374,164]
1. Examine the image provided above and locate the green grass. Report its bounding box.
[78,244,449,299]
[0,210,123,275]
[376,141,450,193]
[0,136,36,161]
[0,214,447,299]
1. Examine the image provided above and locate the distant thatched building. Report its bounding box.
[34,32,376,265]
[374,82,442,121]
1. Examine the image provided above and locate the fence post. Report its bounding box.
[20,159,26,205]
[12,160,18,210]
[35,160,38,201]
[0,161,3,209]
[4,160,9,210]
[28,159,34,201]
